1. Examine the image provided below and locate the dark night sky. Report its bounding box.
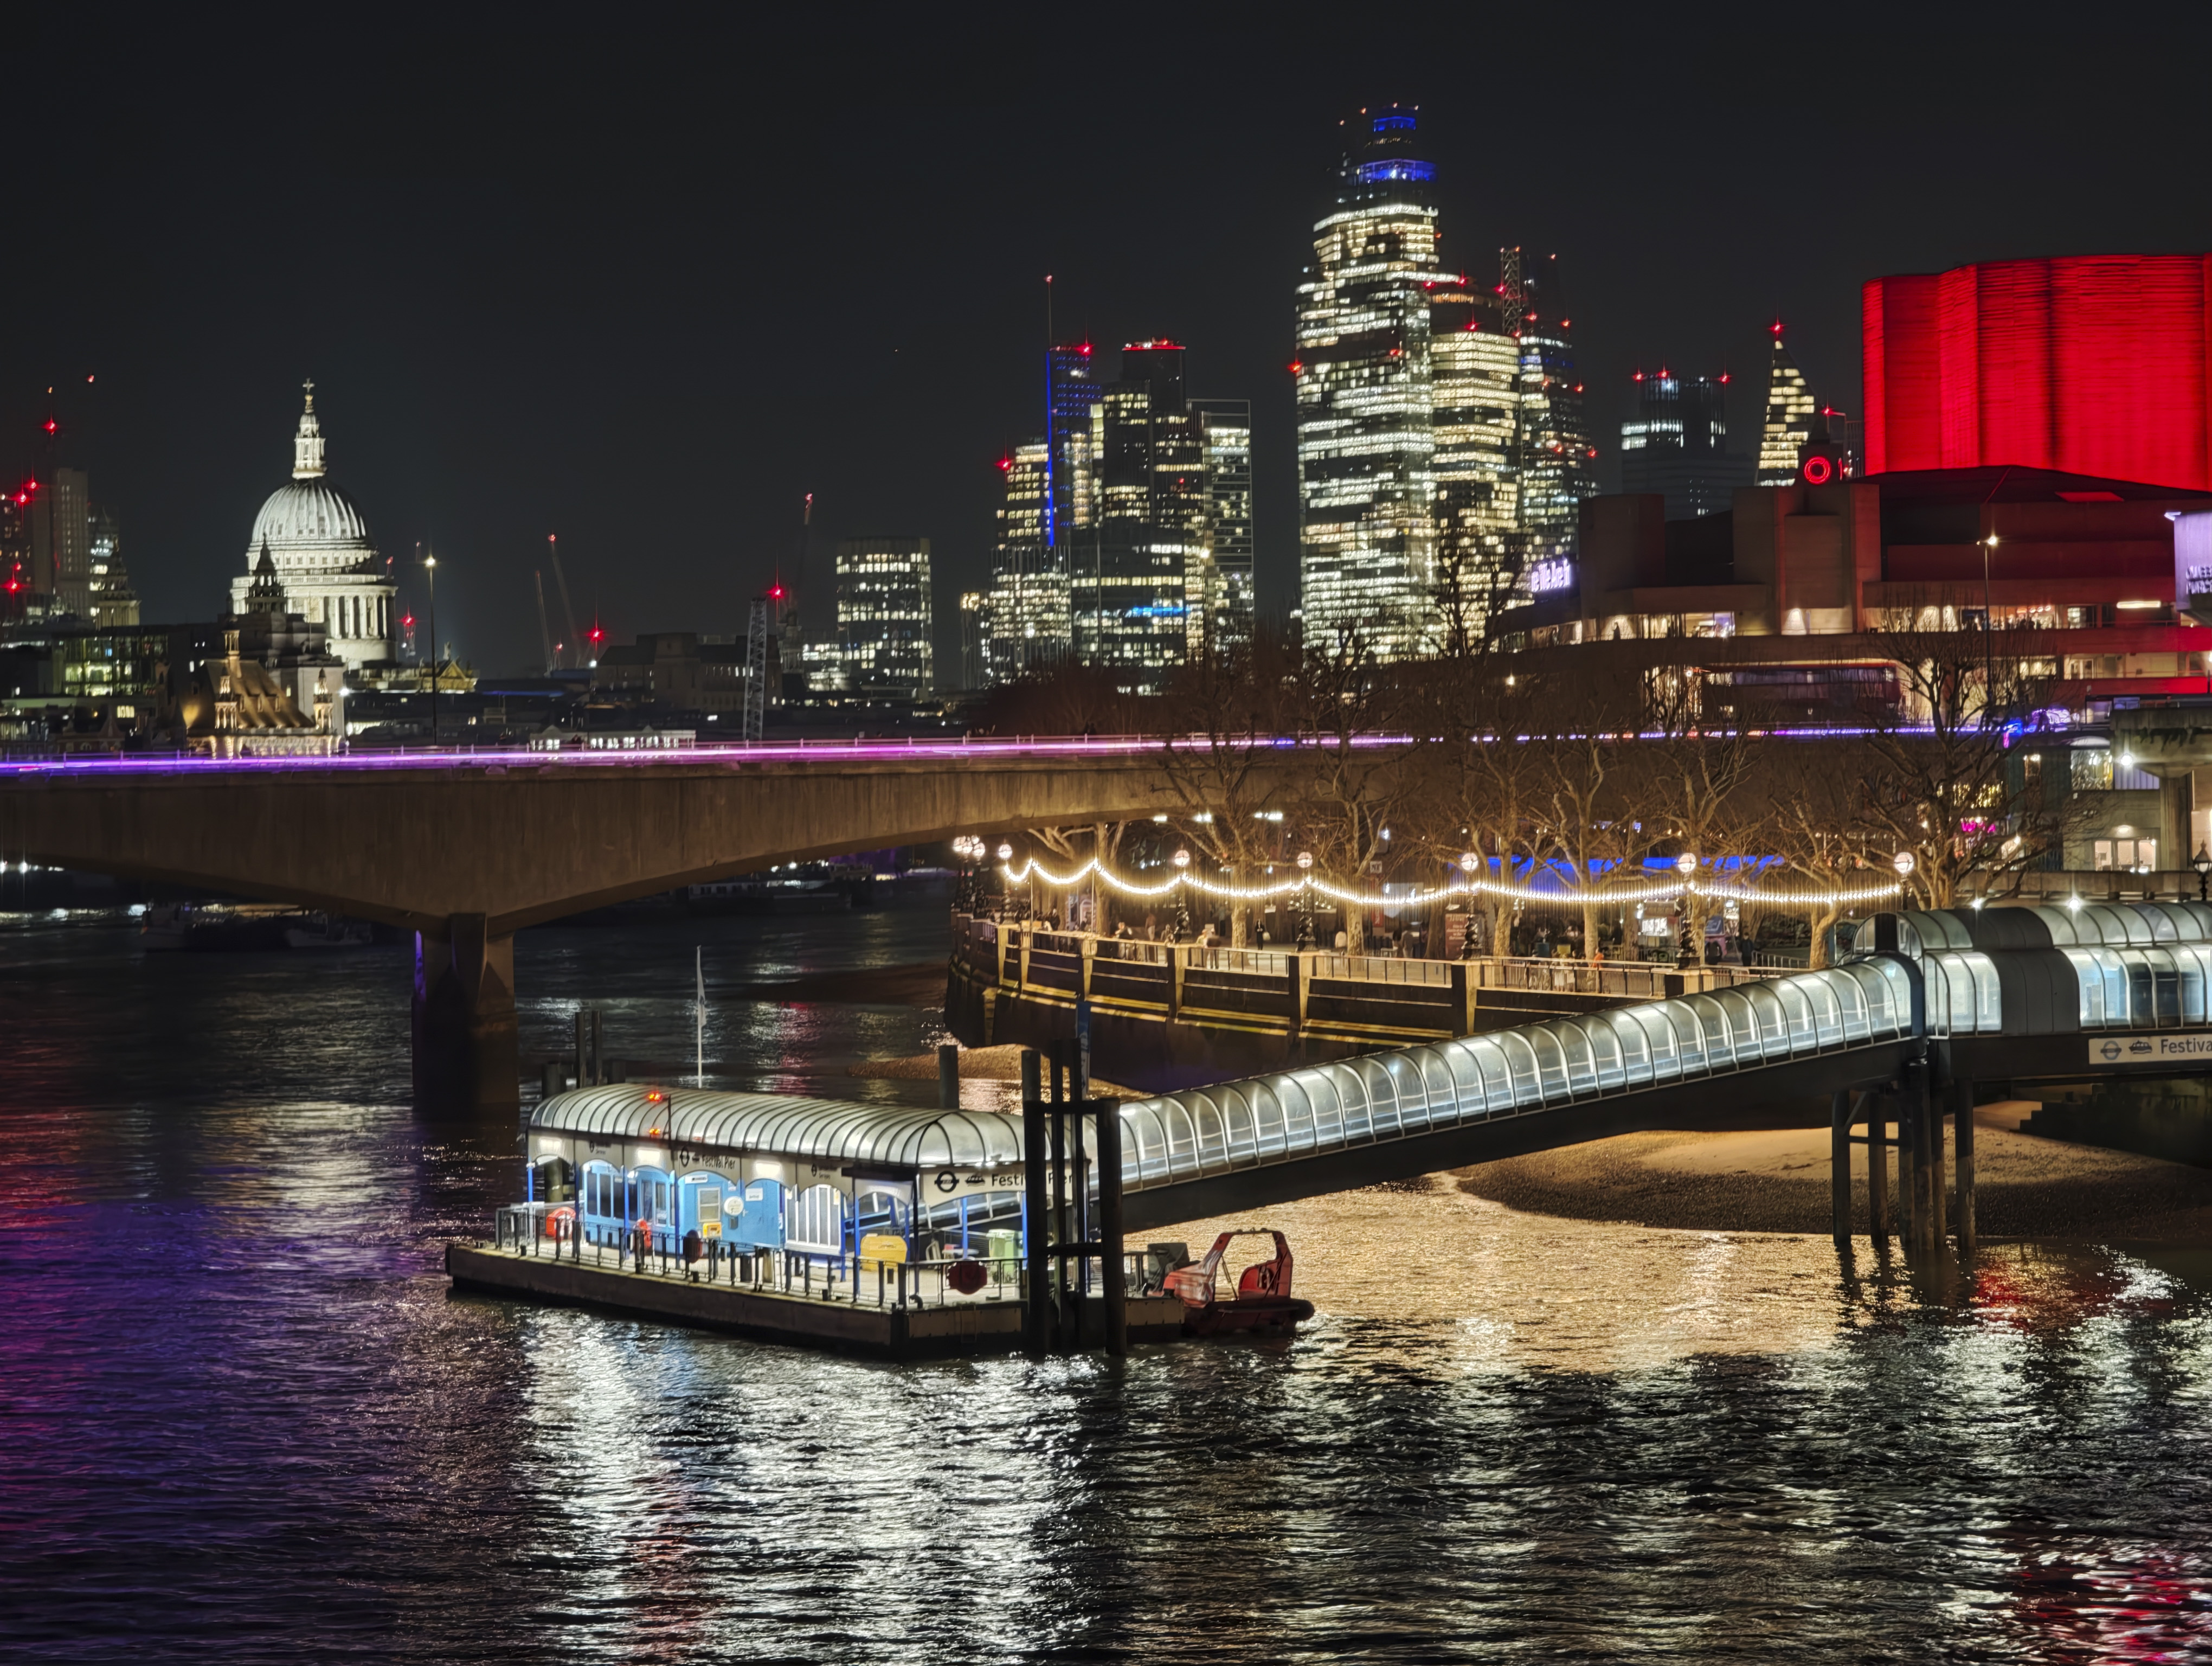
[10,4,2212,675]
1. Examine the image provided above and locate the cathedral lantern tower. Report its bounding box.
[228,382,396,672]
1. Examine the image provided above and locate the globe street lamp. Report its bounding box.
[1171,848,1192,940]
[1295,850,1315,949]
[1893,850,1916,876]
[2194,843,2211,902]
[1455,849,1483,958]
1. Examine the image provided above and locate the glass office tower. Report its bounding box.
[825,537,933,697]
[985,441,1069,681]
[1077,341,1211,689]
[1295,104,1446,658]
[1619,369,1754,519]
[1191,398,1255,648]
[1428,279,1523,642]
[1757,323,1816,486]
[1513,253,1596,577]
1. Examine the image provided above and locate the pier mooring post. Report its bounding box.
[1075,999,1125,1356]
[1062,1044,1079,1345]
[1830,1088,1853,1246]
[1095,1091,1127,1357]
[1953,1076,1976,1259]
[1021,1048,1049,1356]
[936,1043,959,1110]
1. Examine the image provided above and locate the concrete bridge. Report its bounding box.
[0,740,1252,1108]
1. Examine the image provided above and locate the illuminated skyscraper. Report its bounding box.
[30,467,91,618]
[957,588,990,689]
[819,538,932,697]
[1295,105,1446,657]
[1076,342,1210,687]
[1510,252,1596,580]
[1619,369,1753,520]
[87,504,140,627]
[1428,278,1522,642]
[984,441,1068,681]
[1190,398,1255,646]
[1757,323,1816,486]
[1045,342,1103,556]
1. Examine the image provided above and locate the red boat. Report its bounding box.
[1163,1230,1315,1337]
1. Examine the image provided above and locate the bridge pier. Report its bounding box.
[412,913,520,1114]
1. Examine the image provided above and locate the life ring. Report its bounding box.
[544,1207,575,1239]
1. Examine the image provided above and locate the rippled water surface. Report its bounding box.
[6,908,2212,1662]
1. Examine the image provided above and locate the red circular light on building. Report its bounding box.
[1801,454,1836,485]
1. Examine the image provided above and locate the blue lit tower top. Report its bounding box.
[1045,341,1102,554]
[1340,102,1436,205]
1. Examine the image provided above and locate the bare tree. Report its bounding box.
[1632,662,1771,966]
[1148,629,1300,945]
[1855,622,2057,908]
[1278,622,1414,949]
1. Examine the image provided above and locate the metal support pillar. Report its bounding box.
[1929,1084,1948,1248]
[1830,1088,1853,1246]
[1953,1077,1977,1259]
[1867,1091,1890,1241]
[1049,1046,1070,1351]
[1020,1048,1048,1355]
[1896,1085,1918,1250]
[1095,1091,1126,1357]
[1907,1060,1934,1259]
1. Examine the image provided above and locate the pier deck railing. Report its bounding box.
[952,912,1782,1047]
[490,1207,1135,1313]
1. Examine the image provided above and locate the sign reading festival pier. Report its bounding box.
[2088,1035,2212,1066]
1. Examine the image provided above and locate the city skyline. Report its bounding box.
[7,11,2212,676]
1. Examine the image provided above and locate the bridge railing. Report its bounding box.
[1470,956,1776,996]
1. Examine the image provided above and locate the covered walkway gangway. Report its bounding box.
[517,901,2212,1250]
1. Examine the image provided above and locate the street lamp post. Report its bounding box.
[2194,843,2211,903]
[1980,531,1998,702]
[1675,850,1700,969]
[422,550,440,746]
[1171,847,1191,941]
[1295,851,1315,949]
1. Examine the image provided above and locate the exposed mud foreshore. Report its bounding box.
[1452,1105,2212,1242]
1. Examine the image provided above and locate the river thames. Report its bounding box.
[5,905,2212,1662]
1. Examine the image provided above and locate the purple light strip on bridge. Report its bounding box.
[2,724,1943,778]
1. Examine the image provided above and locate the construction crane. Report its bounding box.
[548,534,581,670]
[743,595,769,742]
[533,570,555,674]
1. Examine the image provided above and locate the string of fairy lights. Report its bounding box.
[989,852,1908,911]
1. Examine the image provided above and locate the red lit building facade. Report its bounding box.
[1864,255,2212,489]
